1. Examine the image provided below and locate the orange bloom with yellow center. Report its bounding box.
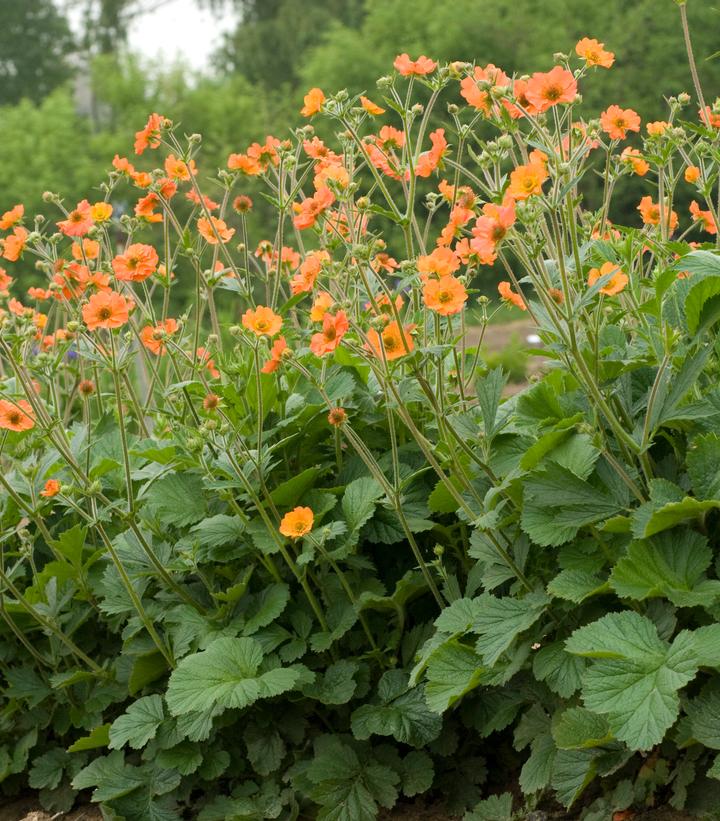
[600,105,641,140]
[113,243,159,282]
[393,53,437,76]
[310,310,349,356]
[360,96,385,115]
[140,318,179,355]
[472,202,516,247]
[588,261,628,295]
[310,292,334,322]
[0,399,35,432]
[290,250,330,295]
[135,192,163,223]
[41,479,61,498]
[242,305,282,337]
[0,204,24,230]
[279,506,314,539]
[575,37,614,68]
[525,67,577,113]
[685,165,701,184]
[637,196,679,231]
[134,112,164,155]
[1,226,29,261]
[72,238,100,261]
[301,87,325,117]
[366,320,414,361]
[646,121,669,136]
[417,246,460,278]
[498,281,527,311]
[261,337,288,374]
[91,202,113,222]
[198,216,235,244]
[57,200,93,237]
[82,290,131,331]
[423,275,468,316]
[507,162,548,200]
[293,187,335,230]
[164,154,197,181]
[460,64,510,113]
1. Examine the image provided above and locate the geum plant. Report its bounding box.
[3,8,720,820]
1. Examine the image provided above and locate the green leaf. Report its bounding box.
[129,652,169,695]
[610,531,720,607]
[29,749,70,790]
[400,750,434,797]
[109,695,164,750]
[270,467,320,506]
[190,514,245,547]
[72,751,145,802]
[684,273,720,335]
[50,524,86,568]
[67,724,111,753]
[566,613,699,750]
[424,640,485,713]
[547,569,610,604]
[631,495,720,539]
[143,473,206,527]
[166,636,312,716]
[351,671,442,746]
[551,749,598,808]
[342,477,383,533]
[156,742,203,775]
[303,660,358,705]
[465,792,513,821]
[243,583,289,634]
[476,367,506,439]
[471,591,548,665]
[552,707,612,750]
[533,642,585,698]
[244,723,285,776]
[686,687,720,750]
[688,433,720,500]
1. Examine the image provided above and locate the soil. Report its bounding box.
[0,798,102,821]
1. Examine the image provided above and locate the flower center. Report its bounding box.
[98,307,112,320]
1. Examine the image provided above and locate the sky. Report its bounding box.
[66,0,238,71]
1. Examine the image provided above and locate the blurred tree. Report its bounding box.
[212,0,364,88]
[0,0,76,105]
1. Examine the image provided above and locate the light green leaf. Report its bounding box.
[547,569,610,604]
[303,660,358,705]
[72,751,145,802]
[631,496,720,539]
[688,433,720,500]
[424,640,485,713]
[551,749,598,808]
[165,637,311,716]
[465,792,514,821]
[270,467,320,506]
[243,583,289,634]
[552,707,612,750]
[342,477,383,533]
[144,473,206,527]
[67,724,111,753]
[533,642,585,698]
[109,695,164,750]
[472,591,548,665]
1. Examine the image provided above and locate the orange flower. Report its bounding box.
[498,281,527,311]
[82,291,131,330]
[575,37,614,68]
[198,216,235,244]
[700,104,720,129]
[279,506,314,539]
[290,250,330,295]
[637,196,679,231]
[328,407,347,426]
[112,244,159,282]
[187,190,220,210]
[41,479,61,498]
[301,87,325,117]
[366,320,414,361]
[1,226,28,261]
[91,202,113,222]
[310,292,334,321]
[140,318,179,355]
[415,128,448,178]
[393,54,437,76]
[460,64,510,113]
[646,121,669,136]
[360,96,385,115]
[164,154,197,181]
[423,275,468,315]
[417,246,460,278]
[196,347,220,378]
[28,287,49,300]
[600,105,641,140]
[525,67,577,112]
[310,310,349,356]
[135,192,163,223]
[0,204,24,230]
[0,267,12,292]
[242,305,283,337]
[472,202,516,247]
[689,200,718,234]
[72,238,100,261]
[57,200,93,237]
[293,187,335,230]
[685,165,701,184]
[620,147,649,176]
[0,399,35,432]
[507,162,548,200]
[261,336,288,373]
[588,261,628,295]
[134,112,164,155]
[503,77,540,118]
